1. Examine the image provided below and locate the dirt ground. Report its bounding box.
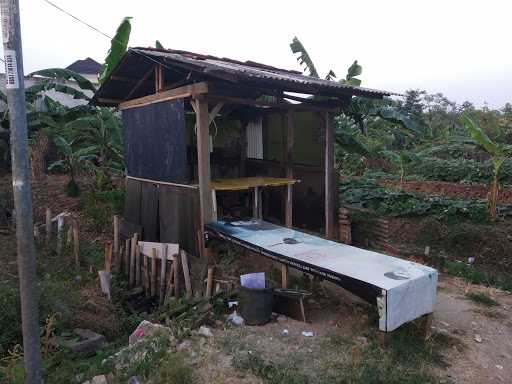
[433,276,512,383]
[174,274,512,384]
[378,179,512,203]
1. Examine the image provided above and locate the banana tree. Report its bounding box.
[289,37,418,136]
[48,136,97,197]
[462,116,512,218]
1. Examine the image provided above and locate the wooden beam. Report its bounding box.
[124,66,154,101]
[110,75,138,83]
[285,110,294,228]
[207,94,336,112]
[324,111,334,239]
[193,95,214,232]
[209,101,224,123]
[120,82,209,110]
[97,98,123,104]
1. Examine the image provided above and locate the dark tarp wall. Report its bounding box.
[125,178,142,224]
[122,99,189,182]
[123,178,200,257]
[159,184,199,257]
[140,182,159,242]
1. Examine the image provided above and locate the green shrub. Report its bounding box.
[81,188,125,232]
[405,157,512,184]
[0,281,22,357]
[339,179,501,221]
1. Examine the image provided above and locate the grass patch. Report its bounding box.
[444,261,512,292]
[233,352,310,384]
[466,292,499,307]
[153,352,197,384]
[222,322,455,384]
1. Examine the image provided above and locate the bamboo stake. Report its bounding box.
[56,215,64,255]
[164,263,175,305]
[119,245,124,271]
[135,244,141,286]
[173,253,180,297]
[151,248,157,297]
[72,219,79,268]
[124,238,130,276]
[180,250,192,298]
[143,252,150,296]
[105,241,113,273]
[206,267,214,298]
[45,207,51,241]
[113,215,119,256]
[129,234,138,286]
[159,245,168,304]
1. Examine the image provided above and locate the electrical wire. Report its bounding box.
[41,0,177,75]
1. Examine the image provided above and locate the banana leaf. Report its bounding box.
[29,68,96,92]
[290,36,319,78]
[98,17,132,84]
[26,81,91,101]
[335,129,370,156]
[461,115,500,156]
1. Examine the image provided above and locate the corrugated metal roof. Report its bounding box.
[92,47,397,105]
[132,47,394,98]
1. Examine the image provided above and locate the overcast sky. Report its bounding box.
[11,0,512,108]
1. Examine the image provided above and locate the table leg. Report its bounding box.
[211,189,218,221]
[253,186,259,218]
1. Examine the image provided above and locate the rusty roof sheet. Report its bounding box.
[93,47,397,105]
[132,47,394,98]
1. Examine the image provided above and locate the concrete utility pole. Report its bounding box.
[0,1,42,382]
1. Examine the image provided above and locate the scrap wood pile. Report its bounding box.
[155,293,227,338]
[99,215,235,333]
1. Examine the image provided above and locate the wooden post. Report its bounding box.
[113,215,119,258]
[253,186,259,218]
[45,207,51,241]
[72,219,79,267]
[159,245,168,304]
[211,189,218,221]
[423,313,433,341]
[281,264,289,288]
[155,64,164,92]
[285,110,294,227]
[143,252,150,296]
[104,241,113,273]
[181,250,193,298]
[56,215,64,255]
[129,233,138,286]
[173,252,180,297]
[164,264,175,304]
[124,238,130,276]
[324,111,334,239]
[193,96,213,236]
[119,245,124,271]
[206,266,214,298]
[135,244,141,286]
[151,248,157,297]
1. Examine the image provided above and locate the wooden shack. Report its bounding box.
[92,47,392,257]
[93,48,439,333]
